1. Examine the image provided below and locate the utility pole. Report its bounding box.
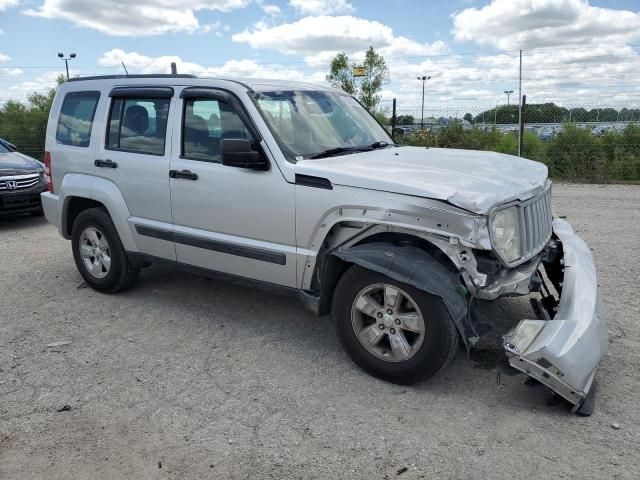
[504,90,514,106]
[417,75,431,130]
[517,49,523,157]
[57,52,76,80]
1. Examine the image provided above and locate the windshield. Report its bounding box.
[253,90,393,162]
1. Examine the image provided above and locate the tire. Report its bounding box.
[71,207,139,293]
[333,265,459,384]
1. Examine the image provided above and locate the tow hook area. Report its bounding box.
[502,219,608,415]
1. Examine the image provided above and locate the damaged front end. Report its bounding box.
[503,219,608,413]
[328,218,607,414]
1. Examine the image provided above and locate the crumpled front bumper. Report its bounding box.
[503,219,608,409]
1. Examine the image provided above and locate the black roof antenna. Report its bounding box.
[121,62,129,76]
[171,62,177,75]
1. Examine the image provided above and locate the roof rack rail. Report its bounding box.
[68,74,198,82]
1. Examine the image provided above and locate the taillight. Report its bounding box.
[44,151,54,193]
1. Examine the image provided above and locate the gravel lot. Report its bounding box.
[1,183,639,479]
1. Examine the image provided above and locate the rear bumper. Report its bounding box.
[41,192,61,229]
[503,219,608,408]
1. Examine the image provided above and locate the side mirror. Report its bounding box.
[221,139,268,171]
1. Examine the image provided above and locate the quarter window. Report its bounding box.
[107,97,170,156]
[56,91,100,147]
[182,98,253,163]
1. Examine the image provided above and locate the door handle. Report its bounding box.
[95,159,118,169]
[169,169,198,180]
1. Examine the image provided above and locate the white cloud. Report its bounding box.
[97,49,327,82]
[0,0,19,11]
[233,15,449,66]
[452,0,640,50]
[0,53,10,62]
[261,4,280,15]
[2,67,23,75]
[3,70,63,104]
[24,0,249,36]
[289,0,354,15]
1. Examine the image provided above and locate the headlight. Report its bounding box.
[490,206,521,263]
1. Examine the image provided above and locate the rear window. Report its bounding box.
[56,91,100,147]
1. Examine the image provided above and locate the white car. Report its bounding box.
[41,75,607,413]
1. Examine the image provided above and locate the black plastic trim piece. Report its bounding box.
[109,86,174,98]
[134,224,174,242]
[295,174,333,190]
[134,224,286,265]
[174,233,286,265]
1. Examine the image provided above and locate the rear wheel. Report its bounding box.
[71,207,139,293]
[333,265,459,384]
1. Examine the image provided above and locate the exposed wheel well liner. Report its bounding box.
[313,232,483,349]
[312,232,459,316]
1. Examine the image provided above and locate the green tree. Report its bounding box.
[0,75,64,161]
[358,47,390,111]
[327,52,356,95]
[396,114,415,125]
[463,113,473,123]
[327,47,389,111]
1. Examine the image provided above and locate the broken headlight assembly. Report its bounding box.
[503,319,546,355]
[490,206,522,263]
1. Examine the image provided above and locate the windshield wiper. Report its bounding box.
[368,141,397,149]
[309,141,396,159]
[309,146,370,159]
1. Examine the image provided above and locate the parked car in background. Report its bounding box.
[0,137,45,216]
[41,75,607,414]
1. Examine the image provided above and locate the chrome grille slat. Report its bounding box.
[0,173,40,191]
[519,187,553,261]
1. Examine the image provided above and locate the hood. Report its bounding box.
[0,151,43,176]
[295,146,548,214]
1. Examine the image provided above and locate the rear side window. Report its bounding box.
[56,91,100,147]
[107,98,170,156]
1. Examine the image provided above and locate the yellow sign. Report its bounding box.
[352,66,365,77]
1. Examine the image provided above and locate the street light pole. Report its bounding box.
[58,52,76,80]
[504,90,514,106]
[417,75,431,130]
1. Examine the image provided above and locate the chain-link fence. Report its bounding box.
[0,126,47,162]
[378,102,640,182]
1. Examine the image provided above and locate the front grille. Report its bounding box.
[0,173,41,191]
[520,187,553,260]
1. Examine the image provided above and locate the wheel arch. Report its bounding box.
[311,227,460,315]
[311,225,483,349]
[60,173,138,252]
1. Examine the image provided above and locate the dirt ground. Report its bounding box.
[1,183,638,479]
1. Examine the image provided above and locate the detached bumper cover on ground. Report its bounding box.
[504,219,608,409]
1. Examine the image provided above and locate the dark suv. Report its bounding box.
[0,138,45,216]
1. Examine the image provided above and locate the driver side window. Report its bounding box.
[182,98,253,163]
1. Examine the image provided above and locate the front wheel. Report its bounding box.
[71,207,139,293]
[333,265,459,384]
